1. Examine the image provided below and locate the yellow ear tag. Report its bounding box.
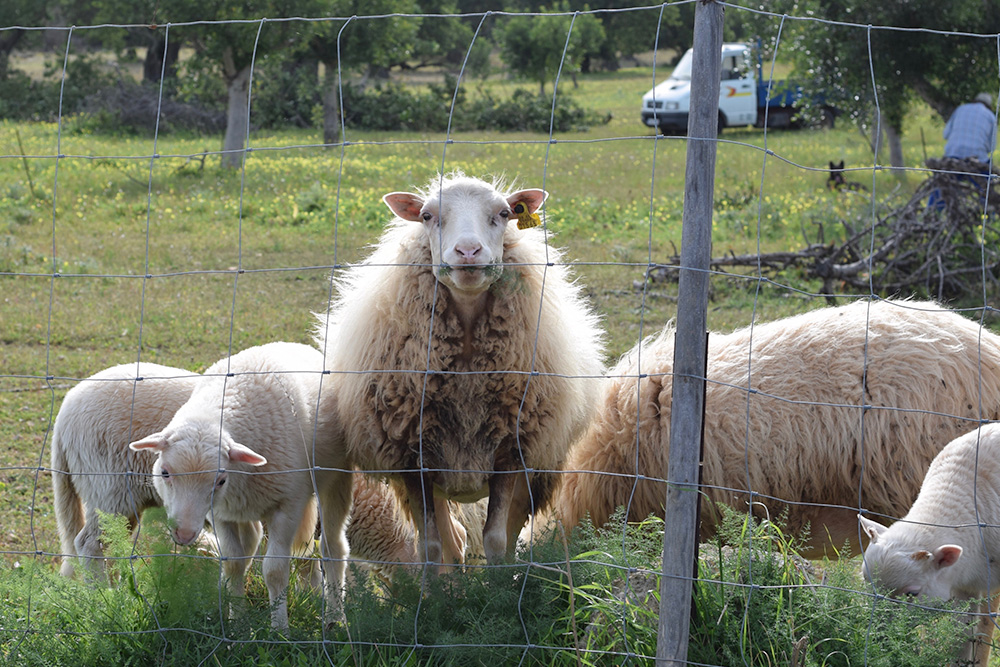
[513,201,541,230]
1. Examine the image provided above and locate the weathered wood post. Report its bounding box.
[655,0,723,664]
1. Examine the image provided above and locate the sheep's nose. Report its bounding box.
[454,242,482,261]
[173,527,200,545]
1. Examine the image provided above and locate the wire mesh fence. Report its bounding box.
[2,1,1000,665]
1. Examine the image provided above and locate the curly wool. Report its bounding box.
[555,299,1000,558]
[316,189,604,519]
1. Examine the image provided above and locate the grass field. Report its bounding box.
[0,62,987,665]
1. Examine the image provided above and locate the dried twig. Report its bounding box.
[640,158,1000,303]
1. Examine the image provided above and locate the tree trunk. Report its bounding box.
[221,64,252,169]
[910,73,954,122]
[869,114,884,162]
[321,61,341,147]
[885,120,905,174]
[0,29,24,77]
[143,33,181,83]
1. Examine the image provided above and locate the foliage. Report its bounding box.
[496,3,606,95]
[409,0,486,75]
[69,80,226,135]
[0,510,348,666]
[335,77,606,133]
[688,506,971,667]
[0,55,117,122]
[0,0,48,70]
[746,0,1000,136]
[590,1,694,70]
[249,53,322,130]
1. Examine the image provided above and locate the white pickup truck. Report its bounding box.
[641,42,825,134]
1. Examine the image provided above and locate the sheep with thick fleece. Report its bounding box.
[317,172,604,567]
[347,476,487,582]
[129,342,351,631]
[859,423,1000,666]
[52,363,200,578]
[554,299,1000,559]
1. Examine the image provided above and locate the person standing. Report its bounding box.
[943,92,998,163]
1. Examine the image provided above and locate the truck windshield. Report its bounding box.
[668,47,750,82]
[669,49,694,81]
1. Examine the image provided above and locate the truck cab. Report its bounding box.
[641,42,794,134]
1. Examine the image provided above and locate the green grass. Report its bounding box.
[0,508,973,667]
[0,63,991,665]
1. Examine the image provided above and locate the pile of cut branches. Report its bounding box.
[641,158,1000,303]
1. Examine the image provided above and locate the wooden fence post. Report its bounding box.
[655,1,723,664]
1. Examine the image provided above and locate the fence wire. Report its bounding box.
[2,2,1000,665]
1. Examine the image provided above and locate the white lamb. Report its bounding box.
[52,362,321,587]
[129,342,351,631]
[860,423,1000,666]
[51,362,200,578]
[316,172,604,569]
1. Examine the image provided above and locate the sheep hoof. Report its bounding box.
[323,612,346,631]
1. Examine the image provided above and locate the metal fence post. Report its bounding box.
[655,1,723,664]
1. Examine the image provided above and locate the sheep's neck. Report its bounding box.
[449,290,490,360]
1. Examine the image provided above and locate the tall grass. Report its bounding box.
[689,506,972,667]
[0,508,976,666]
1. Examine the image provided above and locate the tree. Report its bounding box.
[173,5,311,168]
[306,0,420,146]
[589,1,692,71]
[55,0,181,85]
[496,2,605,96]
[750,0,1000,170]
[0,0,49,79]
[57,0,310,168]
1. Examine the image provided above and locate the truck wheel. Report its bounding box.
[717,113,725,135]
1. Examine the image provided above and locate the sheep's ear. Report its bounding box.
[383,192,425,222]
[227,442,268,467]
[829,161,836,169]
[859,514,888,543]
[932,544,963,569]
[129,433,169,453]
[508,189,548,215]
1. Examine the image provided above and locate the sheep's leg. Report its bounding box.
[317,469,352,628]
[434,498,468,567]
[403,474,443,569]
[970,596,1000,665]
[291,496,321,592]
[504,473,533,558]
[483,472,516,564]
[261,504,307,633]
[213,519,262,619]
[74,507,109,582]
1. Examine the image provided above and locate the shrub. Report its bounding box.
[72,80,226,136]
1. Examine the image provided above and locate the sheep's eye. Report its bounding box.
[421,212,433,222]
[215,475,227,488]
[161,468,170,479]
[499,209,510,219]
